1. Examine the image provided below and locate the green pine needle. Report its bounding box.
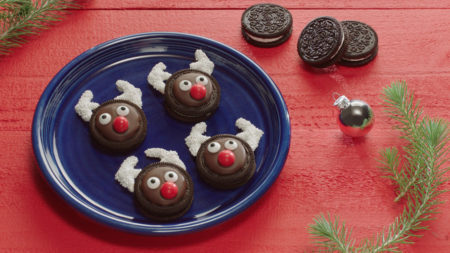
[309,81,449,252]
[0,0,81,55]
[309,214,356,252]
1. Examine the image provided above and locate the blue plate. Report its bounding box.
[32,32,290,235]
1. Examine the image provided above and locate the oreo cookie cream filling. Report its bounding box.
[241,3,293,47]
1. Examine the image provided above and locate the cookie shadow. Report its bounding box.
[298,59,340,74]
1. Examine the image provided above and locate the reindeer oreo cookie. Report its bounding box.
[115,148,194,221]
[75,80,147,152]
[147,50,221,122]
[185,118,263,190]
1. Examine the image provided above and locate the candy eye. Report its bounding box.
[224,139,238,150]
[195,75,208,85]
[207,142,221,153]
[98,113,111,125]
[179,80,192,91]
[164,171,178,182]
[116,105,129,116]
[146,177,160,189]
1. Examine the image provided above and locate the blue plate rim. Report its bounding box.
[32,32,291,235]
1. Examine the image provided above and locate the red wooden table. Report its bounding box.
[1,1,449,252]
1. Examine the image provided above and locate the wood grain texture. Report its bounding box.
[87,0,450,9]
[0,2,449,253]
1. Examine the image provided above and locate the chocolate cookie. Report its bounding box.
[297,16,349,68]
[195,134,256,190]
[89,99,147,152]
[338,21,378,67]
[134,162,194,221]
[164,69,220,122]
[241,3,293,47]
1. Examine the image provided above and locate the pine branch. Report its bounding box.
[309,81,449,252]
[382,81,426,201]
[0,0,80,55]
[309,214,356,252]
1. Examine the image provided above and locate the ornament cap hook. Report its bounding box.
[333,95,351,110]
[332,92,341,101]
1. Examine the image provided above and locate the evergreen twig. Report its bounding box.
[309,214,355,252]
[309,81,449,252]
[0,0,80,55]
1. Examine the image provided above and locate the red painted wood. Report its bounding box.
[0,2,449,252]
[86,0,450,9]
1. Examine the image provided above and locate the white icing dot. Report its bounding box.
[207,142,221,153]
[116,105,130,116]
[224,139,238,150]
[164,171,178,182]
[195,75,208,85]
[179,80,192,91]
[99,113,111,125]
[146,177,161,189]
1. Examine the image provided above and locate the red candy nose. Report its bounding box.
[113,116,129,133]
[160,182,178,199]
[190,84,207,100]
[218,150,235,167]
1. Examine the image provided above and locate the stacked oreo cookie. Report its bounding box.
[297,17,378,68]
[240,4,378,66]
[241,3,293,47]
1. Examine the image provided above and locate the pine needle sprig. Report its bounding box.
[383,81,448,202]
[309,214,356,252]
[382,81,426,201]
[309,81,449,252]
[0,0,81,55]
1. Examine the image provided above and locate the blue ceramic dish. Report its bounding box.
[32,32,290,235]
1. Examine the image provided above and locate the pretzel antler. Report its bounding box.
[144,148,186,170]
[189,49,214,75]
[115,156,141,192]
[185,122,211,156]
[115,148,188,192]
[147,50,214,95]
[75,80,142,122]
[114,80,143,108]
[235,118,264,151]
[147,62,172,94]
[114,80,142,106]
[74,90,100,122]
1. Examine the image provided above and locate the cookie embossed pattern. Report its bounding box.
[297,16,348,68]
[339,20,378,66]
[297,16,378,68]
[241,3,293,47]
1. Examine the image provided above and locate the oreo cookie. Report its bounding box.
[339,21,378,67]
[297,16,349,68]
[134,162,194,222]
[185,118,264,190]
[195,134,256,190]
[89,99,147,152]
[148,50,221,123]
[75,80,147,153]
[164,69,221,123]
[241,3,293,47]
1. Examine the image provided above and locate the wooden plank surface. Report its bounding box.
[0,1,449,252]
[86,0,450,9]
